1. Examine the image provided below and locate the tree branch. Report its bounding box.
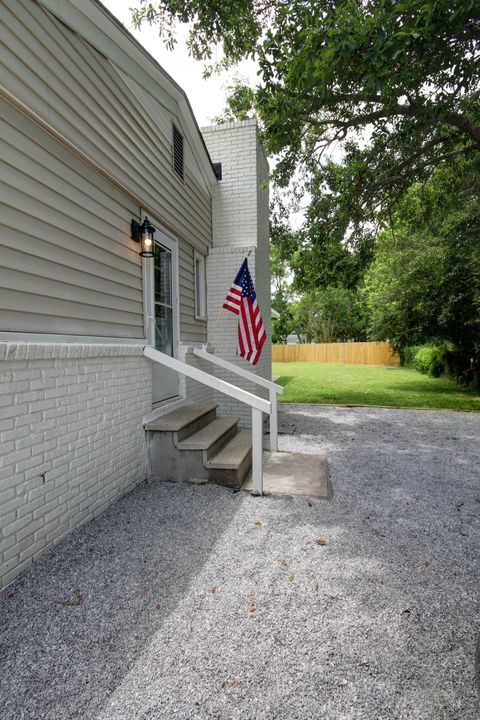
[444,112,480,146]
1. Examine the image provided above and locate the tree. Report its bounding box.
[211,76,256,124]
[293,286,369,343]
[364,156,480,364]
[132,0,480,222]
[271,293,294,344]
[132,0,480,369]
[270,218,297,343]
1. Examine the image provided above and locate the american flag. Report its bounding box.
[223,258,266,366]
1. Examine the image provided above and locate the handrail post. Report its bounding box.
[251,407,263,496]
[270,388,278,452]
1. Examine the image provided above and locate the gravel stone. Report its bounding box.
[1,404,479,719]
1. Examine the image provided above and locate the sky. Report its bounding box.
[100,0,259,126]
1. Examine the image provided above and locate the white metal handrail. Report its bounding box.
[193,346,283,452]
[143,346,269,494]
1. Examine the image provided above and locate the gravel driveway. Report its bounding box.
[1,405,479,720]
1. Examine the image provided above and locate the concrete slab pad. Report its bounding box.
[242,451,331,499]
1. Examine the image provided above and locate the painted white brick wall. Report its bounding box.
[0,343,152,590]
[201,120,271,426]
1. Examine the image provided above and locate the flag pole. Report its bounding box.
[204,248,252,350]
[205,307,224,349]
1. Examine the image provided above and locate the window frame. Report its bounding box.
[194,251,207,321]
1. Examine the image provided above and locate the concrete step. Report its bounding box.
[144,402,218,442]
[206,430,252,489]
[176,416,239,455]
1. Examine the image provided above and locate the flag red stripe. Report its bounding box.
[223,284,242,315]
[223,300,240,314]
[242,298,254,356]
[239,301,251,360]
[238,296,265,364]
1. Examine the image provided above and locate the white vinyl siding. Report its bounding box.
[0,0,212,255]
[0,0,213,343]
[0,96,143,338]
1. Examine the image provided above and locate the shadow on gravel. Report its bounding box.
[0,481,246,720]
[283,404,464,447]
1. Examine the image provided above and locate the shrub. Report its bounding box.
[413,346,444,377]
[401,345,420,368]
[402,342,455,377]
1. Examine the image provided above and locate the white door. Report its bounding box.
[145,224,179,404]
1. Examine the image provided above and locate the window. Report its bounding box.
[172,124,184,180]
[194,252,206,320]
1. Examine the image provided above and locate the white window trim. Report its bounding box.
[141,211,180,357]
[194,251,207,321]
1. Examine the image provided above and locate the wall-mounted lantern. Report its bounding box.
[131,216,155,257]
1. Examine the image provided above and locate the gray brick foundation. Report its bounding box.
[0,342,152,590]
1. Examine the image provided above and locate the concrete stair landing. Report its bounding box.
[242,451,331,499]
[144,402,330,496]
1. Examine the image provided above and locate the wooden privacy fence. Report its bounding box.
[272,341,400,365]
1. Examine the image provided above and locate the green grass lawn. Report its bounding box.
[273,361,480,412]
